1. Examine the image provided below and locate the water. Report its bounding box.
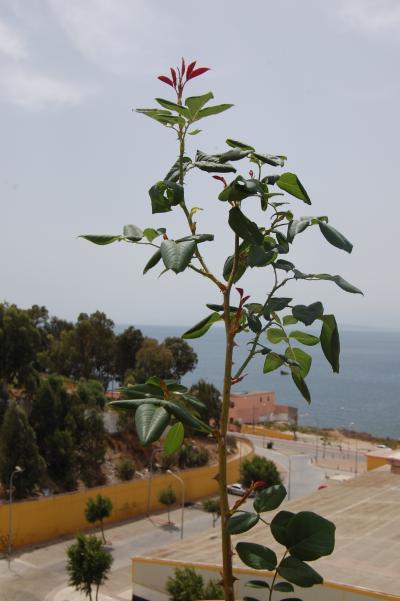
[118,324,400,439]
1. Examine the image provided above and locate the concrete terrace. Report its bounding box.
[134,467,400,597]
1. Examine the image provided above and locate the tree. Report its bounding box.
[134,338,174,382]
[85,494,113,544]
[0,401,45,498]
[77,409,107,487]
[189,379,221,428]
[0,302,41,400]
[66,533,113,601]
[164,337,198,380]
[76,379,106,410]
[240,455,282,490]
[158,485,176,523]
[84,58,359,601]
[202,497,220,528]
[115,326,144,383]
[166,567,223,601]
[116,459,135,481]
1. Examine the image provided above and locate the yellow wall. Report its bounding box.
[367,455,389,471]
[0,441,253,551]
[241,424,294,441]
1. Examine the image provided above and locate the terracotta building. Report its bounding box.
[229,390,297,426]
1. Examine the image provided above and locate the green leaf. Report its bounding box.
[226,138,255,152]
[219,176,262,203]
[289,331,320,346]
[136,108,185,126]
[319,221,353,253]
[223,253,248,283]
[236,542,277,571]
[253,484,287,513]
[245,303,264,315]
[196,103,233,120]
[123,224,144,242]
[227,512,259,534]
[290,366,311,403]
[277,173,311,204]
[271,511,295,546]
[163,401,211,433]
[155,98,189,117]
[185,92,214,119]
[292,302,324,326]
[278,557,323,588]
[160,240,195,274]
[194,150,237,173]
[287,511,336,561]
[274,259,295,272]
[248,246,277,268]
[293,271,363,295]
[320,314,340,373]
[182,313,221,339]
[264,297,292,317]
[177,233,214,243]
[188,129,202,135]
[251,152,286,167]
[164,157,192,183]
[143,227,165,242]
[247,313,262,333]
[229,207,263,246]
[149,180,184,214]
[246,581,270,589]
[273,582,294,593]
[267,328,287,344]
[80,235,121,245]
[286,347,312,377]
[283,315,298,326]
[287,218,311,243]
[143,249,162,274]
[135,404,170,445]
[263,353,284,373]
[164,422,184,456]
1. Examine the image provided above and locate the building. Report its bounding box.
[229,390,297,426]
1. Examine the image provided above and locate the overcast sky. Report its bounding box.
[1,0,399,329]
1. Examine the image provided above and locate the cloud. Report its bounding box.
[0,67,95,109]
[338,0,400,39]
[0,17,27,59]
[48,0,177,76]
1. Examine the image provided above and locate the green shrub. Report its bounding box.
[178,443,209,469]
[166,567,223,601]
[116,458,135,481]
[240,454,281,489]
[158,485,177,522]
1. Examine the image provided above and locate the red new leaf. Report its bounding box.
[187,67,210,80]
[170,68,177,87]
[181,57,186,76]
[158,75,174,87]
[186,60,197,79]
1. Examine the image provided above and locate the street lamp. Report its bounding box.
[147,446,162,520]
[166,470,185,540]
[8,465,24,563]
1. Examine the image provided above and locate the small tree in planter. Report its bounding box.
[85,494,113,544]
[82,58,362,600]
[66,533,113,601]
[202,497,221,528]
[159,485,177,523]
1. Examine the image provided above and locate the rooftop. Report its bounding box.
[137,467,400,596]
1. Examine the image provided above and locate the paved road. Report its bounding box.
[0,440,354,601]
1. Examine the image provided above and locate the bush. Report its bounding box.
[240,455,282,489]
[166,567,223,601]
[116,458,135,481]
[178,443,210,469]
[201,497,220,527]
[66,533,113,601]
[85,494,113,543]
[158,485,177,522]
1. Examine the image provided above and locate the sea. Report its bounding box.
[116,324,400,440]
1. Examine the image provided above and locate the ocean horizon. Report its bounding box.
[115,323,400,440]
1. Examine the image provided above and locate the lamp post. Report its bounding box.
[167,470,185,540]
[349,422,358,474]
[147,446,161,520]
[300,412,319,462]
[8,465,23,564]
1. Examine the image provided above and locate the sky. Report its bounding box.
[1,0,399,329]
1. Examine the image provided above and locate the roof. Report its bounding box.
[138,467,400,596]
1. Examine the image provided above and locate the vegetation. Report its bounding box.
[178,443,210,469]
[84,57,361,600]
[158,485,177,522]
[189,379,221,429]
[85,495,113,544]
[240,455,282,490]
[202,497,220,527]
[166,567,224,601]
[116,458,135,481]
[66,533,113,601]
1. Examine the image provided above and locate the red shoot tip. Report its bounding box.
[212,175,227,187]
[181,57,186,76]
[187,66,210,81]
[170,68,177,87]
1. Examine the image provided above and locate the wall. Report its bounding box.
[241,424,295,441]
[132,558,400,601]
[367,455,389,471]
[0,440,253,551]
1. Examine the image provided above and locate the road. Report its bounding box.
[0,436,355,600]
